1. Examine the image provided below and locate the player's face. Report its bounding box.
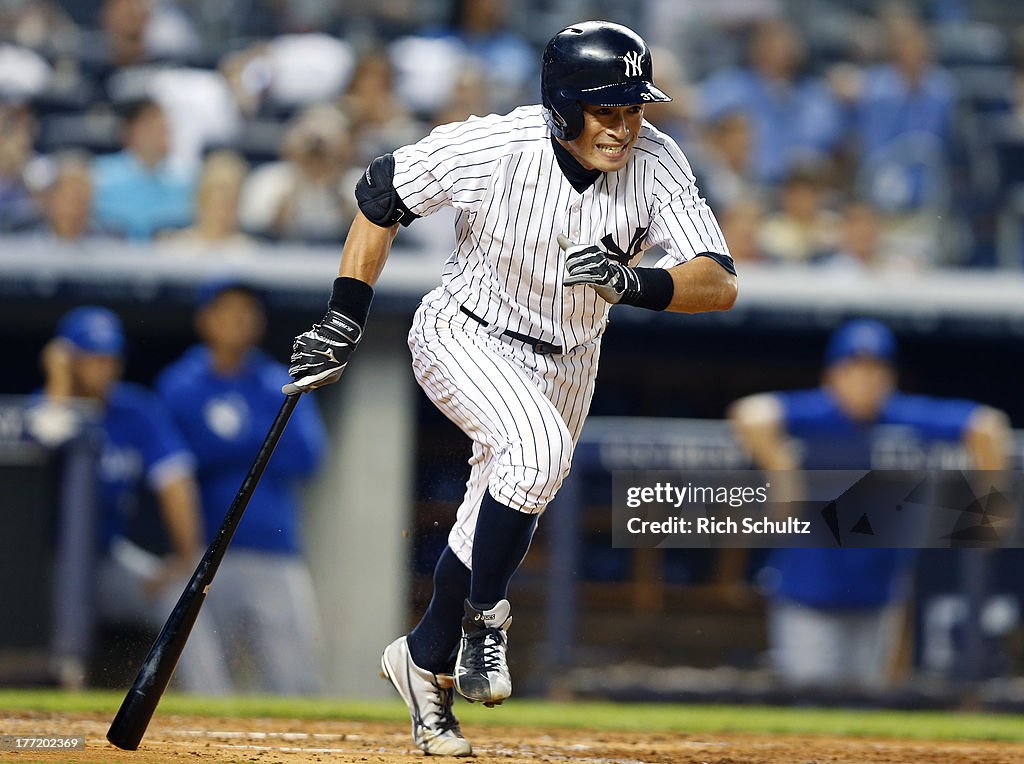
[564,104,645,172]
[825,357,896,422]
[198,289,266,355]
[197,289,265,354]
[70,353,121,401]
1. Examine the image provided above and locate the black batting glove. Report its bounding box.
[558,234,641,304]
[282,309,363,395]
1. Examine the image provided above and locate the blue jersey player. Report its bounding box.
[729,319,1011,689]
[157,279,328,694]
[39,306,230,693]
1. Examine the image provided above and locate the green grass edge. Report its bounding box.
[1,690,1023,743]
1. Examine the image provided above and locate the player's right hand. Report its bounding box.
[558,234,638,304]
[282,308,363,395]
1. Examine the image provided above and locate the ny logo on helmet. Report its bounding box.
[623,51,642,78]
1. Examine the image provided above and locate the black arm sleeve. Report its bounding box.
[354,154,419,228]
[694,251,737,276]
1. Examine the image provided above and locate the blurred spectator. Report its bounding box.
[729,319,1011,690]
[0,100,42,232]
[1001,65,1024,137]
[238,104,357,243]
[156,279,328,694]
[855,15,955,171]
[91,97,196,239]
[757,163,840,263]
[79,0,195,66]
[816,200,925,272]
[719,196,768,263]
[388,0,533,119]
[421,0,534,112]
[75,0,203,107]
[220,33,355,118]
[37,152,102,241]
[78,0,154,98]
[131,67,243,174]
[989,66,1024,267]
[643,46,695,142]
[35,306,229,693]
[261,0,339,35]
[0,1,80,56]
[0,43,53,100]
[814,200,882,271]
[432,68,491,127]
[700,18,843,185]
[688,110,759,211]
[162,150,254,251]
[142,0,200,60]
[77,4,235,171]
[340,50,426,167]
[99,0,151,65]
[643,0,783,76]
[851,15,954,258]
[350,0,424,40]
[387,34,466,118]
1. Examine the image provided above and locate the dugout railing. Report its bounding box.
[0,396,101,689]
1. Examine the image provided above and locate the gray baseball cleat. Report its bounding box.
[380,637,472,756]
[454,599,513,706]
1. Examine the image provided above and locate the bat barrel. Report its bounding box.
[106,393,301,750]
[107,688,162,750]
[106,573,207,749]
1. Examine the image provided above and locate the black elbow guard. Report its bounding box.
[355,154,418,228]
[695,251,737,276]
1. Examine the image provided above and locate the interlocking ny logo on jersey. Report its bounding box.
[602,226,649,264]
[623,51,643,78]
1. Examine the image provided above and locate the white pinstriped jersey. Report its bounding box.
[392,105,729,350]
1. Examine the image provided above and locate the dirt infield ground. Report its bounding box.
[4,711,1024,764]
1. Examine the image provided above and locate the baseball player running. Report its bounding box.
[285,21,737,755]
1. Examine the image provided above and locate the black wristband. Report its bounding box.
[328,277,374,326]
[618,267,674,311]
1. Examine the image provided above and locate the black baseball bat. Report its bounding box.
[107,393,302,750]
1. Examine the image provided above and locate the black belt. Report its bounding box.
[459,306,563,355]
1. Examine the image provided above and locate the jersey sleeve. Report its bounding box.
[123,387,196,490]
[391,113,511,218]
[883,393,981,442]
[776,389,841,437]
[644,133,731,269]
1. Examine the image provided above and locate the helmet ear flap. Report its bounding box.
[544,92,584,142]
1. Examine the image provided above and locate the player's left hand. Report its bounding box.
[558,234,640,304]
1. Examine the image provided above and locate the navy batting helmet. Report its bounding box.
[542,21,671,142]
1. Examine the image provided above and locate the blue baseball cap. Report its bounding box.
[825,319,896,367]
[56,306,125,355]
[194,275,263,310]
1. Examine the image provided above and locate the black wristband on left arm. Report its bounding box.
[619,267,675,311]
[328,277,374,327]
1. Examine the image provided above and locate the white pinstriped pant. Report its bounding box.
[408,287,600,569]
